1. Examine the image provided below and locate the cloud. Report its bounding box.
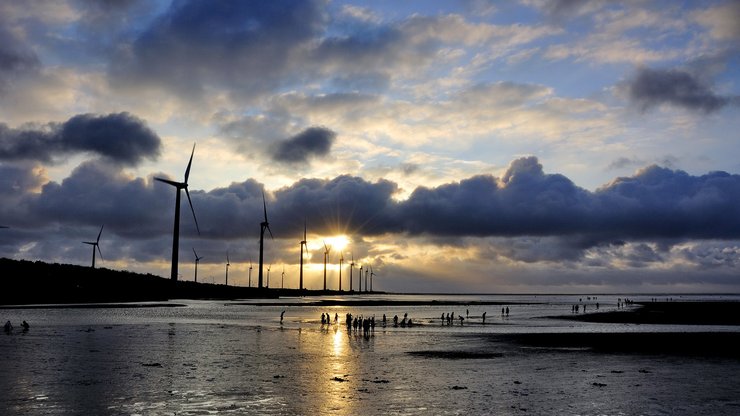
[693,2,740,40]
[109,0,327,100]
[627,67,734,113]
[0,112,161,165]
[270,127,336,165]
[0,26,40,93]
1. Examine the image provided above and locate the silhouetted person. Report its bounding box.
[459,316,464,326]
[382,314,387,326]
[407,318,413,327]
[482,312,487,323]
[466,309,469,317]
[321,313,326,325]
[505,307,509,316]
[280,311,285,324]
[335,313,338,323]
[441,313,445,324]
[4,320,12,333]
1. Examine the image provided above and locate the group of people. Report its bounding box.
[440,309,496,326]
[316,312,422,337]
[4,320,29,333]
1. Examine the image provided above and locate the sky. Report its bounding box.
[1,0,739,293]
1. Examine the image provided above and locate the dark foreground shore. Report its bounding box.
[557,301,740,326]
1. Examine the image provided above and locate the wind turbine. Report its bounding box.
[358,265,363,292]
[323,241,331,291]
[281,266,285,289]
[266,264,272,288]
[365,267,369,293]
[370,266,376,292]
[349,254,354,292]
[299,220,307,291]
[258,191,273,289]
[82,225,104,268]
[339,253,344,291]
[248,259,253,287]
[192,248,203,283]
[225,251,230,286]
[155,143,200,282]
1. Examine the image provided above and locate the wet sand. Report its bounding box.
[3,298,740,415]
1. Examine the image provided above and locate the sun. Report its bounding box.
[324,235,350,253]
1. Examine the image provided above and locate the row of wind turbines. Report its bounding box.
[76,143,378,292]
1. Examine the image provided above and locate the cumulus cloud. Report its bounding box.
[627,67,736,113]
[0,112,161,165]
[270,127,337,165]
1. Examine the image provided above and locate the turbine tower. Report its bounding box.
[370,266,376,292]
[281,266,285,289]
[82,225,104,268]
[266,264,272,288]
[358,265,363,292]
[323,241,331,291]
[258,192,273,289]
[365,267,369,293]
[248,260,253,287]
[349,254,354,292]
[192,248,203,283]
[299,220,307,291]
[225,251,230,286]
[339,253,344,291]
[155,143,200,282]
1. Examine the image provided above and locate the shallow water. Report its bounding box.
[2,294,739,415]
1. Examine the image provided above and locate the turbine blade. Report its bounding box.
[154,177,181,187]
[185,188,201,235]
[227,252,230,263]
[266,224,274,240]
[184,142,196,183]
[97,245,103,259]
[96,225,104,243]
[262,191,268,222]
[304,219,307,240]
[193,247,198,258]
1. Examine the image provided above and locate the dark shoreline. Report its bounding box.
[552,301,740,326]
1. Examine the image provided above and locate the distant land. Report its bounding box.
[0,258,366,306]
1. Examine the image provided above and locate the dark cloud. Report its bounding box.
[0,112,161,165]
[627,67,735,113]
[271,175,399,237]
[0,28,39,74]
[270,127,336,164]
[110,0,327,99]
[0,26,40,93]
[400,157,740,245]
[401,157,594,237]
